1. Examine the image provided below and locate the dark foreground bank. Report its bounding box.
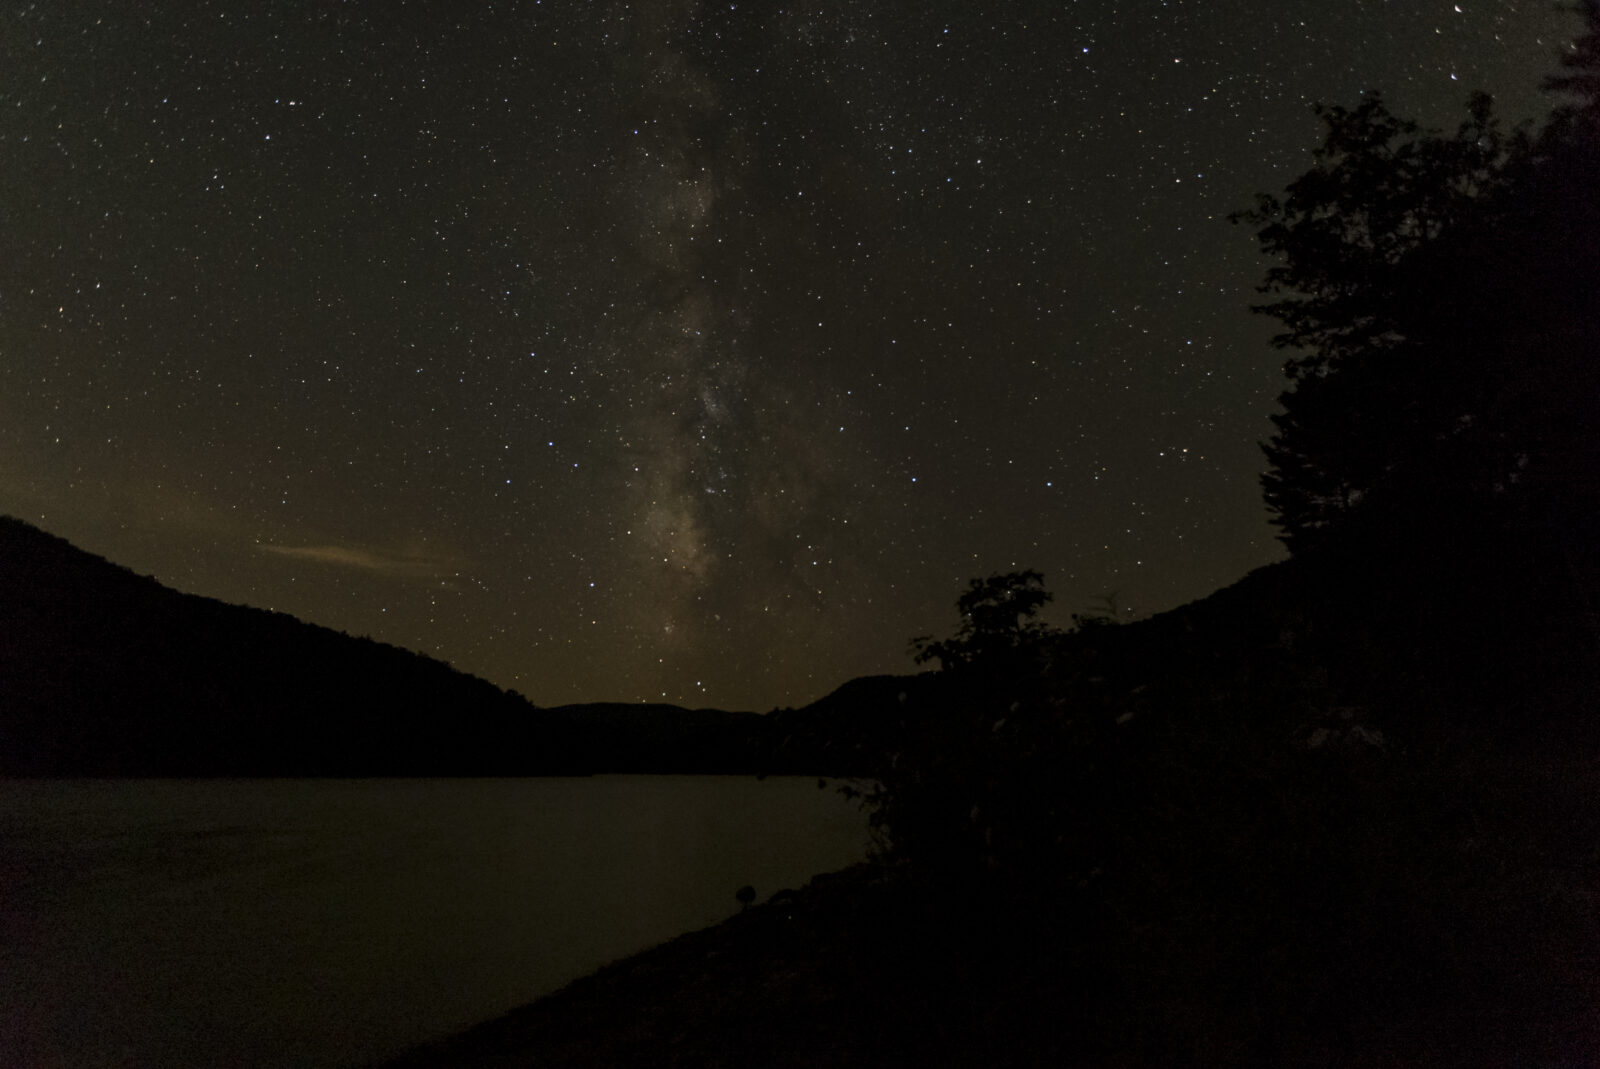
[374,794,1600,1069]
[373,862,1094,1069]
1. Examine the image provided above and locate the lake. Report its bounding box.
[0,776,872,1068]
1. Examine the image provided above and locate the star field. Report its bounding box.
[0,2,1580,708]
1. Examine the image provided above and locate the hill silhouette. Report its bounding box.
[0,514,939,777]
[5,514,1593,784]
[0,516,574,775]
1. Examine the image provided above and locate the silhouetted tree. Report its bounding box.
[1545,1,1600,130]
[1233,92,1511,373]
[1236,10,1600,554]
[866,572,1083,880]
[909,570,1057,673]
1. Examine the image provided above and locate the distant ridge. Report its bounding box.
[0,515,921,777]
[0,516,563,775]
[26,513,1586,781]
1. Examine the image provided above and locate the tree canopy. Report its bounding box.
[1235,5,1600,552]
[909,569,1056,672]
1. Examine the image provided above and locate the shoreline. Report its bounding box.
[371,861,1090,1068]
[372,799,1600,1069]
[370,862,888,1068]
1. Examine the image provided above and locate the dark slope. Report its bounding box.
[8,512,1591,781]
[766,526,1599,786]
[1046,527,1600,758]
[763,674,934,777]
[0,516,571,775]
[542,703,769,774]
[0,515,901,776]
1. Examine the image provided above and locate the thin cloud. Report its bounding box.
[258,541,461,579]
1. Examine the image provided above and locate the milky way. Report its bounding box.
[0,2,1580,707]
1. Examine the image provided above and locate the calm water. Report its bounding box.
[0,776,871,1068]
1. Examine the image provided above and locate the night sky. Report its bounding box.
[1,2,1581,709]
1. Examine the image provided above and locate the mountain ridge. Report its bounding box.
[0,515,891,776]
[16,513,1585,780]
